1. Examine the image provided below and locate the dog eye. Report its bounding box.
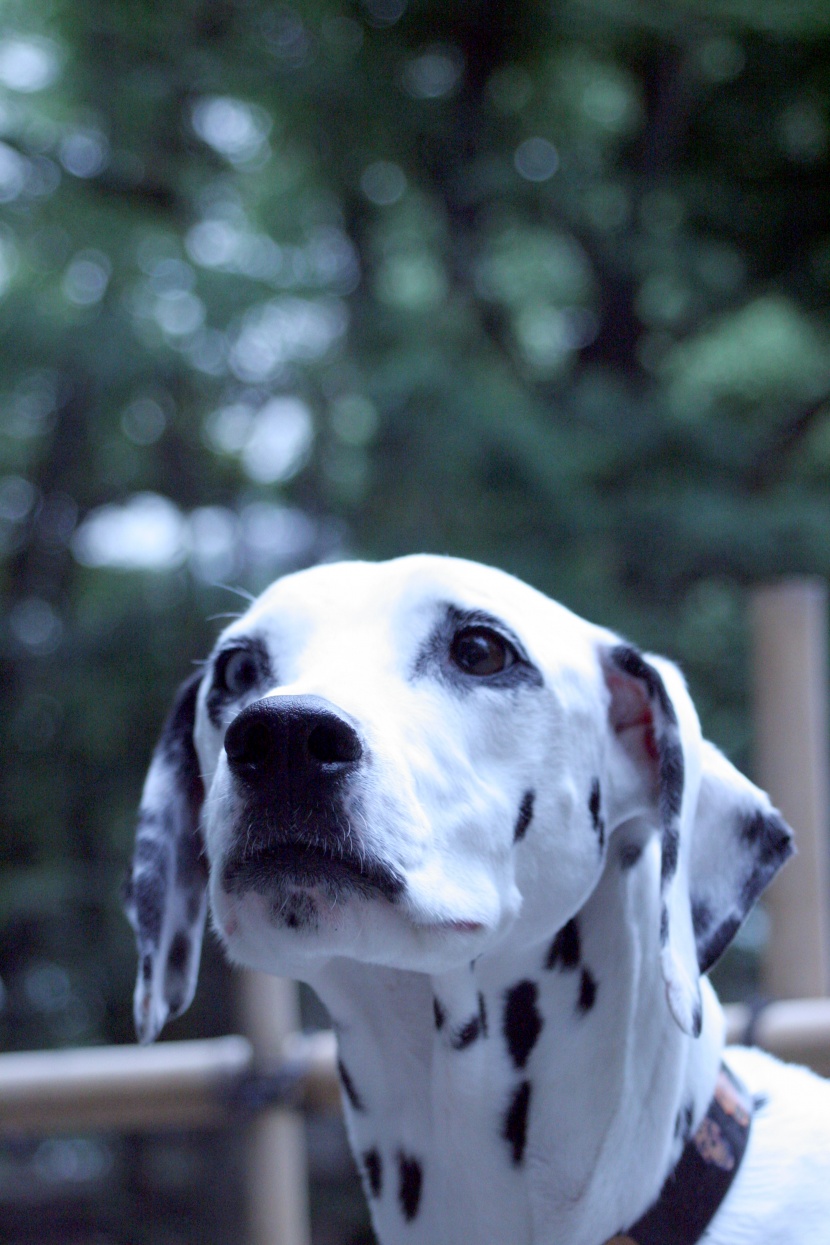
[450,626,517,677]
[217,648,259,696]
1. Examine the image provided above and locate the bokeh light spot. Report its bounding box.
[0,140,27,201]
[0,36,59,93]
[121,397,167,446]
[514,137,559,182]
[0,475,36,522]
[361,160,407,205]
[59,128,108,178]
[402,46,463,100]
[361,0,406,28]
[72,494,186,570]
[9,597,63,654]
[191,96,271,165]
[240,396,314,483]
[62,250,111,306]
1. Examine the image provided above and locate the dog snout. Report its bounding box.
[224,694,363,790]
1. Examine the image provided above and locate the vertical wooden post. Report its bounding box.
[241,972,311,1245]
[751,579,830,999]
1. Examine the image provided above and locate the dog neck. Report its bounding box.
[308,844,725,1245]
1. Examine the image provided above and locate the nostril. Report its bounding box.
[307,719,362,765]
[225,717,273,768]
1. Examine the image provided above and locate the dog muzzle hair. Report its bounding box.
[124,555,830,1245]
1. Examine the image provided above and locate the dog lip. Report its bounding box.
[221,842,405,901]
[412,918,486,934]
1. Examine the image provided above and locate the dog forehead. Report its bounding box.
[224,554,605,678]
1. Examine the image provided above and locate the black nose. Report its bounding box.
[224,694,363,788]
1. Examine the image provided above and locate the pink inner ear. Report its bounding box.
[605,670,659,764]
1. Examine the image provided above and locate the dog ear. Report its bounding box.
[123,672,208,1044]
[601,645,793,1037]
[689,739,793,974]
[602,645,706,1036]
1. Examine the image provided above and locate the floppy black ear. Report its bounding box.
[690,740,794,974]
[123,672,208,1044]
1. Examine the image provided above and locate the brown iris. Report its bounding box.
[450,626,516,677]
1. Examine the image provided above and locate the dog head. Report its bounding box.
[125,555,792,1042]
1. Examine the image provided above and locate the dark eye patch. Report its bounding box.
[206,636,273,727]
[413,604,542,692]
[216,647,259,695]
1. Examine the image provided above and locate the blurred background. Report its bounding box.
[0,0,829,1240]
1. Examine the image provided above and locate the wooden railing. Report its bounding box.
[1,1002,829,1142]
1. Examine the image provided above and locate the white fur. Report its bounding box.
[132,554,830,1244]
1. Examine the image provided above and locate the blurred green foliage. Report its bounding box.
[0,0,828,1240]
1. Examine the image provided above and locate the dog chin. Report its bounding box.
[210,875,494,978]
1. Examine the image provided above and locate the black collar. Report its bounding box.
[606,1061,753,1245]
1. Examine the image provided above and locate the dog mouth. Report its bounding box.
[221,842,405,903]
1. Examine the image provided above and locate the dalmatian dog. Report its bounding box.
[125,555,830,1245]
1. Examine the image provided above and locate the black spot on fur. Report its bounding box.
[694,887,750,973]
[691,899,713,941]
[619,842,644,870]
[694,811,794,974]
[674,1101,694,1141]
[133,870,164,946]
[337,1060,364,1112]
[738,812,796,913]
[450,992,488,1049]
[451,1015,482,1050]
[503,980,543,1070]
[129,672,207,962]
[158,671,206,823]
[660,903,669,947]
[545,918,580,971]
[588,779,605,851]
[165,984,186,1016]
[363,1148,382,1198]
[502,1080,531,1165]
[610,645,677,725]
[661,824,680,885]
[659,741,684,823]
[741,811,793,869]
[433,997,446,1031]
[176,814,208,890]
[167,930,189,974]
[577,968,598,1014]
[397,1153,423,1221]
[514,790,535,842]
[273,891,318,931]
[186,887,204,923]
[696,915,741,975]
[133,831,166,870]
[753,1093,769,1113]
[691,1000,703,1038]
[609,646,685,863]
